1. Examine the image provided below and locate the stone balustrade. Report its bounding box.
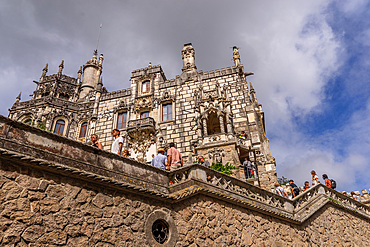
[0,114,369,224]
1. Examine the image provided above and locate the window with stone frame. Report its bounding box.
[162,103,173,121]
[140,111,150,119]
[54,119,65,135]
[79,122,88,138]
[117,112,128,129]
[142,80,150,93]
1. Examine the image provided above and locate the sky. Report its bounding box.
[0,0,369,192]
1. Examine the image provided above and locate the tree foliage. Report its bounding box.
[210,162,238,175]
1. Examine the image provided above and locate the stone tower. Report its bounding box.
[79,51,103,100]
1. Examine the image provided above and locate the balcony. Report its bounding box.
[127,117,156,138]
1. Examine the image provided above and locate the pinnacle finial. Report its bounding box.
[15,92,21,102]
[41,63,48,79]
[58,60,64,75]
[97,76,103,91]
[77,66,82,83]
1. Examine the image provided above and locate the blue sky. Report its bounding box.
[0,0,368,192]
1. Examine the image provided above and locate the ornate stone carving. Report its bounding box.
[208,148,225,164]
[135,96,153,112]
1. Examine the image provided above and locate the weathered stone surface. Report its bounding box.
[38,230,67,245]
[21,225,44,242]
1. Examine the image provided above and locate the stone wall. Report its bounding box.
[0,159,160,246]
[1,159,369,246]
[173,195,370,246]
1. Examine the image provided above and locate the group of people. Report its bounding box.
[243,157,257,179]
[90,129,130,157]
[274,170,337,199]
[90,129,212,171]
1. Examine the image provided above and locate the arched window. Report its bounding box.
[79,122,88,138]
[54,120,65,135]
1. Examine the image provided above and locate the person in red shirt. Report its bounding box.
[167,142,183,171]
[322,174,331,188]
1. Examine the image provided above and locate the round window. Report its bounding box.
[152,219,169,244]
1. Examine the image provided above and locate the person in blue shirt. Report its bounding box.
[151,148,168,170]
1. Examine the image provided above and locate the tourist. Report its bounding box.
[151,148,168,170]
[239,131,247,139]
[243,157,253,179]
[350,191,361,202]
[302,181,310,192]
[91,134,103,149]
[167,143,183,170]
[122,149,130,158]
[311,170,319,186]
[322,174,331,188]
[111,129,123,156]
[275,182,288,198]
[288,179,300,198]
[198,156,210,168]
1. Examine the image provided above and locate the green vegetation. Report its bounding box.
[210,162,238,175]
[278,176,289,186]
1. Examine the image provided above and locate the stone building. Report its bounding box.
[8,44,277,189]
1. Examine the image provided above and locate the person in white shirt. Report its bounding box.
[111,129,123,156]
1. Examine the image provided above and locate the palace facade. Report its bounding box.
[8,44,277,189]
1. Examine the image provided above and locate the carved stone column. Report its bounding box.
[202,118,208,136]
[219,115,225,133]
[227,118,233,134]
[197,119,203,137]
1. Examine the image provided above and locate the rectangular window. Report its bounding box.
[140,111,149,119]
[162,103,172,121]
[142,81,150,93]
[117,112,127,129]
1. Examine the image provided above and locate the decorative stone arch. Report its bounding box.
[145,209,178,246]
[18,113,35,125]
[201,107,227,136]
